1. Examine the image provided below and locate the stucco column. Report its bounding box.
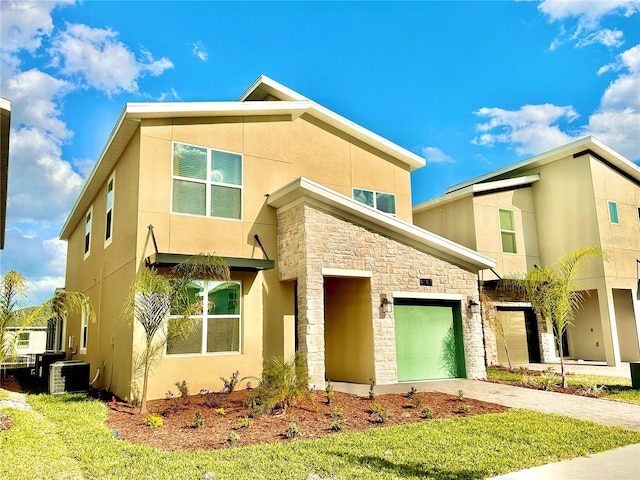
[599,286,622,366]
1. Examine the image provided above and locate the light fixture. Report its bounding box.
[380,294,393,314]
[467,299,480,315]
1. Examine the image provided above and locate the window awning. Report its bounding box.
[145,253,274,272]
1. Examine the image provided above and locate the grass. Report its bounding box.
[1,392,640,479]
[486,367,640,405]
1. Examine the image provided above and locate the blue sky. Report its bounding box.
[1,0,639,305]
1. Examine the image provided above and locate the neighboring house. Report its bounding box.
[1,312,48,370]
[60,76,495,401]
[414,137,640,367]
[0,97,10,249]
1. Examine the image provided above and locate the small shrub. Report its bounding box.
[145,414,163,429]
[175,380,189,398]
[458,404,471,414]
[129,383,141,407]
[410,396,422,409]
[245,353,313,416]
[579,382,606,397]
[214,407,226,416]
[220,371,240,393]
[330,419,346,431]
[370,402,388,423]
[368,377,376,400]
[228,431,240,444]
[235,417,253,429]
[164,390,175,400]
[285,422,302,438]
[199,389,209,396]
[536,371,560,391]
[193,411,204,429]
[457,389,465,401]
[420,407,433,419]
[325,379,335,405]
[406,386,417,398]
[330,406,344,418]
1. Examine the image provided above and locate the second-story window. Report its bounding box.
[499,208,517,254]
[172,142,242,220]
[84,206,93,259]
[353,188,396,215]
[105,174,115,245]
[608,201,619,224]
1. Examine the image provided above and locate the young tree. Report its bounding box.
[0,270,93,387]
[123,254,229,414]
[501,246,602,387]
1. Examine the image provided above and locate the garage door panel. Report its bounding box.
[395,304,460,381]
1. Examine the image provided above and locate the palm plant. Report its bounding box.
[0,270,93,386]
[501,246,602,387]
[122,254,229,414]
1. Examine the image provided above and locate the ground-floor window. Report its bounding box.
[166,280,241,355]
[17,331,30,350]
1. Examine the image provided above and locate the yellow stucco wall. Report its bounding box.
[64,110,415,400]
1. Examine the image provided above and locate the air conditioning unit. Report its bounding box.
[35,352,66,378]
[49,360,90,395]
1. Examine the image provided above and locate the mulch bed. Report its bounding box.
[105,389,509,451]
[2,371,510,450]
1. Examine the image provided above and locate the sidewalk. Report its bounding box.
[333,378,640,479]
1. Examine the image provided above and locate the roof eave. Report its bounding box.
[268,177,495,272]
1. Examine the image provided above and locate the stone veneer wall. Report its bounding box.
[277,202,487,388]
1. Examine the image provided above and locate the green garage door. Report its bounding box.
[394,302,465,381]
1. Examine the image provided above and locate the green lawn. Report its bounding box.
[486,367,640,405]
[2,392,640,480]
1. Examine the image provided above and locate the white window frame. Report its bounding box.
[499,208,517,254]
[104,172,115,247]
[352,187,396,215]
[80,308,88,354]
[16,331,30,350]
[171,142,243,220]
[608,201,619,225]
[166,280,242,356]
[84,206,93,259]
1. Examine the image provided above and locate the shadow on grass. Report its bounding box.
[339,453,491,480]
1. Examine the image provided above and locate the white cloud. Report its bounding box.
[191,41,208,61]
[420,146,455,164]
[7,127,84,225]
[584,44,640,159]
[3,69,72,139]
[1,227,67,304]
[539,0,639,48]
[472,104,578,156]
[49,23,174,95]
[0,0,74,54]
[158,87,181,102]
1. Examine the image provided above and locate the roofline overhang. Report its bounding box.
[445,136,639,195]
[145,253,275,272]
[61,76,426,240]
[413,174,540,213]
[267,177,496,272]
[239,75,425,171]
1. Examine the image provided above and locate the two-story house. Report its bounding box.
[414,137,640,368]
[60,76,495,401]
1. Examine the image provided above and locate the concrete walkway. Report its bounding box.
[333,378,640,479]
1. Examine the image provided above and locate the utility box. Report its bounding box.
[35,352,66,379]
[631,363,640,390]
[49,360,90,394]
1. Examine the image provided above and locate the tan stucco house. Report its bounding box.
[60,76,495,401]
[414,137,640,367]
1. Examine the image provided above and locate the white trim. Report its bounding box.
[322,268,373,278]
[392,292,464,302]
[268,177,496,271]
